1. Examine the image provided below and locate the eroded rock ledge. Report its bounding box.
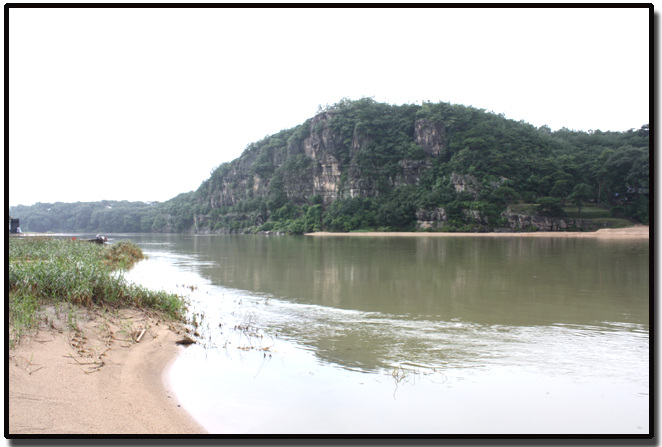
[416,208,601,232]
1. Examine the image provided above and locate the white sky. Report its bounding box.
[7,6,650,207]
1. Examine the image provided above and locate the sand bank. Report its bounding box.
[306,225,649,239]
[8,307,206,435]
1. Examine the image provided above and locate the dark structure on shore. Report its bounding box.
[89,235,108,244]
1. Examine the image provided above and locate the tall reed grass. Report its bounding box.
[8,237,187,343]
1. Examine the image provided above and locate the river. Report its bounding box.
[118,233,649,435]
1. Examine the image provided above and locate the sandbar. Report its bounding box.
[8,306,206,435]
[306,225,649,239]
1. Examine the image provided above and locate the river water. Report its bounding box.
[118,233,649,435]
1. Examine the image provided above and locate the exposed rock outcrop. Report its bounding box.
[416,207,447,230]
[450,173,481,197]
[303,113,344,205]
[203,112,443,211]
[416,208,601,232]
[502,213,598,232]
[397,159,432,186]
[414,119,446,157]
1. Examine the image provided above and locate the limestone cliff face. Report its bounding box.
[201,114,446,210]
[414,119,446,157]
[449,173,480,197]
[207,149,261,208]
[392,119,447,187]
[299,112,345,204]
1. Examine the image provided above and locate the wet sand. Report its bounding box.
[306,225,649,239]
[8,306,206,435]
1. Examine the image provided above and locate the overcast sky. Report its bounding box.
[7,6,650,207]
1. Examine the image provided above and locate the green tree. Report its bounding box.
[490,186,519,205]
[536,197,566,217]
[550,179,572,206]
[568,183,592,213]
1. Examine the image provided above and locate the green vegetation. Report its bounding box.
[9,200,159,233]
[10,99,649,234]
[8,237,187,346]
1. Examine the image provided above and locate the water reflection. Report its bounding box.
[119,233,649,434]
[123,233,649,373]
[126,234,648,327]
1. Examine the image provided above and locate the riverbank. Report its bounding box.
[8,305,206,435]
[306,224,649,239]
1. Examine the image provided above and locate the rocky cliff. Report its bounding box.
[183,98,648,234]
[199,110,447,209]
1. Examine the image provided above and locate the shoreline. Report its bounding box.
[8,306,206,435]
[306,225,649,239]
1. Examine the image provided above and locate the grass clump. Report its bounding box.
[102,240,147,269]
[8,237,186,346]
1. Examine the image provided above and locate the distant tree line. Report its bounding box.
[9,200,158,233]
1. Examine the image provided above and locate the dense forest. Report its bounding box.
[9,200,160,234]
[10,98,649,234]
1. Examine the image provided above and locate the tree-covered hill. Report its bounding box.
[9,200,160,233]
[10,98,649,234]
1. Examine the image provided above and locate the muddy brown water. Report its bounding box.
[118,233,649,435]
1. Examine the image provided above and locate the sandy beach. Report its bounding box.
[8,306,206,435]
[306,225,649,239]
